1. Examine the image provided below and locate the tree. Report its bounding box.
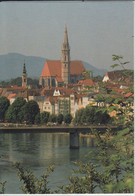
[5,97,26,123]
[74,106,111,125]
[49,114,57,123]
[64,113,72,124]
[35,113,41,124]
[0,181,6,194]
[94,94,106,106]
[0,96,10,122]
[111,54,129,70]
[82,70,93,79]
[57,113,64,124]
[23,100,40,124]
[73,108,85,125]
[93,107,111,124]
[0,77,39,87]
[13,162,54,194]
[40,112,50,124]
[59,89,133,193]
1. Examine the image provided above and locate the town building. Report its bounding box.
[102,70,133,83]
[39,25,86,87]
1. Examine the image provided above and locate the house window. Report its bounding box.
[65,56,66,61]
[65,64,66,68]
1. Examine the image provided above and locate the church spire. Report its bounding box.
[22,61,27,88]
[61,25,70,85]
[63,24,69,46]
[23,61,26,74]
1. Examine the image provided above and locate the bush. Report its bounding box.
[49,114,57,123]
[40,112,50,124]
[57,114,64,124]
[64,113,72,124]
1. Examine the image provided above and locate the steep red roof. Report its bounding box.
[41,60,85,79]
[70,61,85,75]
[75,93,86,99]
[124,92,134,98]
[8,93,16,100]
[41,61,61,77]
[77,79,94,86]
[45,96,58,104]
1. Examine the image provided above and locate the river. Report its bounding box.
[0,132,98,194]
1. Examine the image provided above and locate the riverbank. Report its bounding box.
[0,123,117,139]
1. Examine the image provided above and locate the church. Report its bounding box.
[39,25,86,87]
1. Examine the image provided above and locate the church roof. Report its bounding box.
[70,61,85,75]
[40,60,85,80]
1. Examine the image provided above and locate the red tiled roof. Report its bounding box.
[105,72,109,77]
[75,93,86,99]
[41,61,61,77]
[45,96,58,104]
[8,93,16,100]
[41,60,85,80]
[70,61,85,75]
[124,92,134,98]
[77,79,94,86]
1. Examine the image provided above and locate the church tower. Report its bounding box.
[22,62,27,88]
[61,25,70,85]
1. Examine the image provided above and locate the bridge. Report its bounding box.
[0,125,120,149]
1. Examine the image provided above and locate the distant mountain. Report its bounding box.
[0,53,46,81]
[82,61,108,77]
[0,53,108,81]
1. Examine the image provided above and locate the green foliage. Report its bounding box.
[111,54,130,70]
[49,114,57,123]
[35,113,41,124]
[93,75,103,82]
[23,100,40,124]
[5,97,26,123]
[0,77,39,87]
[40,111,50,124]
[57,113,64,124]
[13,162,54,194]
[59,123,133,193]
[57,161,106,193]
[64,113,72,124]
[82,70,93,79]
[95,94,106,104]
[0,181,6,194]
[60,85,133,194]
[0,96,10,121]
[74,106,111,125]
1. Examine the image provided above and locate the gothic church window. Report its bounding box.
[48,79,50,87]
[52,79,56,87]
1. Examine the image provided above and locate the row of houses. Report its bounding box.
[0,72,133,118]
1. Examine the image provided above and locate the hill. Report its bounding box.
[0,53,108,81]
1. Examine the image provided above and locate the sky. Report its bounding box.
[0,1,134,71]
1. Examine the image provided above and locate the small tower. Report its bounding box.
[61,25,70,85]
[22,61,27,88]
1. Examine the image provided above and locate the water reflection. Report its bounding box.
[0,132,98,193]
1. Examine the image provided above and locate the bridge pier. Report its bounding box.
[70,131,79,149]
